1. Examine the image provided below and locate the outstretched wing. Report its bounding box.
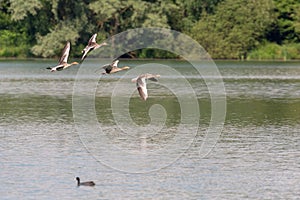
[59,42,70,64]
[148,77,158,82]
[81,49,89,61]
[111,60,119,69]
[81,34,98,61]
[136,77,148,100]
[137,87,148,101]
[56,65,65,71]
[134,74,160,100]
[145,73,160,82]
[88,33,97,45]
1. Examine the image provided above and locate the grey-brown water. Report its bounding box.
[0,60,299,199]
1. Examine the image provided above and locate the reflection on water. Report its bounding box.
[0,60,299,199]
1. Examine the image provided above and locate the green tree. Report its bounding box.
[191,0,275,59]
[270,0,300,44]
[0,0,31,57]
[165,0,224,32]
[88,0,181,58]
[88,0,175,34]
[29,0,91,57]
[176,0,223,21]
[3,0,300,59]
[8,0,42,21]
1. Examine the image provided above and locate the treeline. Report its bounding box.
[0,0,300,60]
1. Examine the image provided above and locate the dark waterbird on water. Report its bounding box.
[76,177,95,187]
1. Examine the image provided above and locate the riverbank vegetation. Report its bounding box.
[0,0,300,60]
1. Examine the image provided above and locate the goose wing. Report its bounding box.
[136,77,148,100]
[55,65,65,71]
[81,34,97,61]
[47,64,64,72]
[81,49,89,61]
[148,77,158,82]
[137,87,148,101]
[58,42,70,64]
[134,74,160,100]
[102,60,119,73]
[111,60,119,69]
[88,33,97,45]
[145,73,160,82]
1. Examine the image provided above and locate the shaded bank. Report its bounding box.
[1,0,300,59]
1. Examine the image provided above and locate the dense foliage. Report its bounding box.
[0,0,300,59]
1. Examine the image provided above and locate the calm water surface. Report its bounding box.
[0,59,299,199]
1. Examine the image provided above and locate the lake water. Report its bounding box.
[0,59,299,199]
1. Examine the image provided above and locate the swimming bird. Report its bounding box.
[101,60,130,74]
[76,177,95,187]
[81,33,108,61]
[46,42,78,72]
[131,73,160,101]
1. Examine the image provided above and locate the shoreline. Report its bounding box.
[1,57,300,62]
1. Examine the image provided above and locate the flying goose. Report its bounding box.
[81,33,108,61]
[131,73,160,101]
[76,177,95,187]
[46,42,78,72]
[102,60,130,74]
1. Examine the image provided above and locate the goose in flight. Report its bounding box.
[46,42,78,72]
[132,73,160,101]
[81,33,108,61]
[76,177,95,187]
[102,60,130,74]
